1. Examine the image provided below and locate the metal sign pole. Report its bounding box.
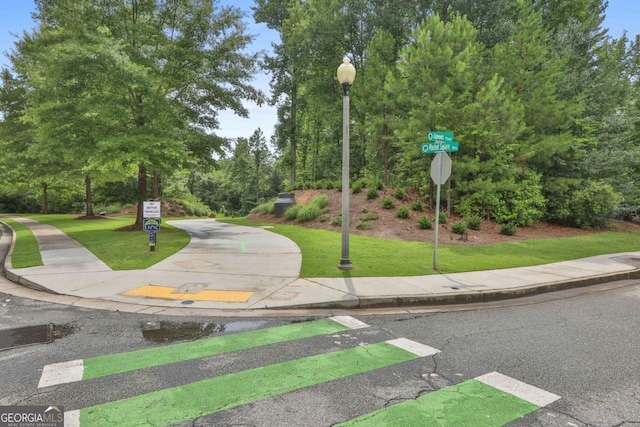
[433,154,442,270]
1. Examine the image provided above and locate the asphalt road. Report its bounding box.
[1,277,639,426]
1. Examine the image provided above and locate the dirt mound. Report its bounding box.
[248,189,640,245]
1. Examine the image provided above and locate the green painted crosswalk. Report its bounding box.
[72,340,429,426]
[337,378,540,426]
[39,316,560,427]
[39,316,368,388]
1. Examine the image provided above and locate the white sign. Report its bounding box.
[430,152,452,185]
[143,201,161,218]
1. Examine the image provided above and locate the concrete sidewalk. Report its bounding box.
[1,217,640,314]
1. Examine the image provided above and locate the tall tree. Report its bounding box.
[10,0,262,226]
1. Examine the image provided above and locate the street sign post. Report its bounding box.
[143,201,161,251]
[421,141,459,154]
[422,131,458,270]
[427,131,453,143]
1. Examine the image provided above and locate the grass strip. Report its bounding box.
[220,218,640,277]
[23,214,190,270]
[0,218,43,268]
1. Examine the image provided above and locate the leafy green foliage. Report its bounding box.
[382,197,395,209]
[568,181,622,229]
[418,216,432,229]
[438,212,448,224]
[285,205,302,220]
[367,187,379,200]
[451,221,468,235]
[361,213,379,221]
[500,223,518,235]
[397,206,410,218]
[394,188,406,200]
[411,200,424,211]
[465,214,483,231]
[356,220,372,230]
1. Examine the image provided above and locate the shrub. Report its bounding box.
[366,187,378,200]
[318,214,329,222]
[451,221,467,235]
[297,204,321,222]
[417,215,432,229]
[310,194,329,209]
[251,201,275,215]
[330,214,342,226]
[465,214,482,231]
[285,205,302,220]
[356,220,372,230]
[382,197,395,209]
[500,222,518,235]
[361,207,369,214]
[361,212,379,221]
[411,200,424,211]
[568,181,621,229]
[438,211,448,224]
[397,206,410,218]
[351,180,363,194]
[394,188,406,200]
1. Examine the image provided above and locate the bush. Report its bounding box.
[361,212,379,221]
[382,197,395,209]
[331,214,342,226]
[297,204,321,222]
[351,181,363,194]
[451,221,467,235]
[500,222,518,235]
[356,220,372,230]
[285,205,302,220]
[417,215,432,229]
[438,211,448,224]
[179,198,212,217]
[465,214,482,231]
[394,188,406,200]
[366,187,378,200]
[411,200,424,211]
[397,206,410,218]
[568,181,621,229]
[310,194,329,209]
[251,201,275,215]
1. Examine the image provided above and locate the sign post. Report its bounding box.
[143,201,161,252]
[422,131,458,270]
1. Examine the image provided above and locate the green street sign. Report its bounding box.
[427,131,454,143]
[421,140,459,154]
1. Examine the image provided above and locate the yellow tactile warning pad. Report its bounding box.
[123,285,253,302]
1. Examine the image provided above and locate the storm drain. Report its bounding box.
[0,324,54,351]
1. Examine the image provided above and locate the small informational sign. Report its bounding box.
[149,230,156,251]
[143,218,161,231]
[143,201,161,218]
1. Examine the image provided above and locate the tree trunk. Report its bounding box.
[152,170,159,199]
[42,182,48,214]
[290,81,298,187]
[135,163,147,226]
[85,174,94,217]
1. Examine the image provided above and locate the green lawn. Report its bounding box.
[14,214,191,270]
[3,214,639,277]
[0,217,43,268]
[219,218,640,277]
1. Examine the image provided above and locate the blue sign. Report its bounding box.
[149,230,156,244]
[143,218,161,231]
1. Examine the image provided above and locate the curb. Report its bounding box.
[274,269,640,310]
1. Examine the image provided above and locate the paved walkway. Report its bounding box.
[1,217,640,315]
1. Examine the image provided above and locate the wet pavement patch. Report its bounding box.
[141,320,269,343]
[0,324,54,351]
